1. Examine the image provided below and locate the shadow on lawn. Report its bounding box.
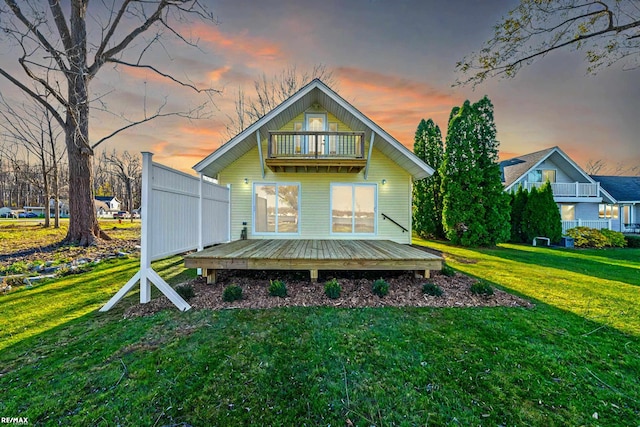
[467,245,640,287]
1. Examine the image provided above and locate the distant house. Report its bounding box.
[49,199,70,217]
[193,78,434,244]
[94,200,111,218]
[0,207,18,218]
[95,196,121,212]
[500,146,615,233]
[591,175,640,233]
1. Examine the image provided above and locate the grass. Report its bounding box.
[0,230,639,425]
[0,218,140,255]
[416,239,640,336]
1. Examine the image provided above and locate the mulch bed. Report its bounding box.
[124,269,533,318]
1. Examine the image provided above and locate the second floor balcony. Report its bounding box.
[266,131,367,173]
[524,181,600,198]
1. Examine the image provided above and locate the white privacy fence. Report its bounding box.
[101,152,230,312]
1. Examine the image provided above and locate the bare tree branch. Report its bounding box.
[456,0,640,86]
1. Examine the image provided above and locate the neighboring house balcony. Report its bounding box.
[524,181,601,201]
[266,131,367,173]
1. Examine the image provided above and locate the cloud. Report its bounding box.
[335,67,461,145]
[190,23,285,63]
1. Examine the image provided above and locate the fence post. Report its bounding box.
[139,152,152,304]
[575,182,580,197]
[198,173,204,252]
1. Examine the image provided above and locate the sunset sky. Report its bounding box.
[2,0,639,175]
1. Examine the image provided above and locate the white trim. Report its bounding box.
[304,112,328,154]
[329,183,378,236]
[256,129,265,178]
[193,79,434,179]
[364,131,375,180]
[252,182,301,236]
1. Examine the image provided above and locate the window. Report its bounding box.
[528,169,556,183]
[560,204,575,221]
[331,184,376,234]
[254,183,300,234]
[622,205,631,224]
[599,204,619,219]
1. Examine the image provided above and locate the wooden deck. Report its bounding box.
[184,239,443,283]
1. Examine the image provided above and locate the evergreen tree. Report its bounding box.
[521,182,562,243]
[413,119,444,238]
[510,185,528,243]
[440,97,510,246]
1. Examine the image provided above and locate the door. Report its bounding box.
[305,113,326,155]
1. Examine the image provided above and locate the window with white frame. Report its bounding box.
[254,183,300,234]
[331,184,376,234]
[528,169,556,183]
[599,204,619,219]
[560,204,575,221]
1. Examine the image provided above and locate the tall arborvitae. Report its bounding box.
[522,182,562,243]
[510,185,528,243]
[413,119,444,238]
[440,96,510,246]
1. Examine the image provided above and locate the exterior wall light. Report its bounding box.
[381,179,387,185]
[244,178,248,184]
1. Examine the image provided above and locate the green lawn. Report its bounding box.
[0,240,639,426]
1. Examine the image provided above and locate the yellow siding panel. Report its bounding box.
[219,142,412,244]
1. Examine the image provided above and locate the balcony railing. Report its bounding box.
[524,182,600,197]
[268,131,365,158]
[562,219,611,234]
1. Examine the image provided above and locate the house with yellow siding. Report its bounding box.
[193,79,434,244]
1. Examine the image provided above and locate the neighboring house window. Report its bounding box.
[622,205,631,224]
[560,204,575,221]
[528,169,556,183]
[599,204,618,219]
[331,184,376,234]
[253,183,300,234]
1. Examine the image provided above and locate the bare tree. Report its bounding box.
[225,64,337,138]
[585,158,607,175]
[585,158,640,176]
[0,94,65,227]
[0,1,218,245]
[456,1,640,86]
[101,149,141,222]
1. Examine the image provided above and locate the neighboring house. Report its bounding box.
[49,199,70,217]
[94,200,111,218]
[0,207,18,218]
[500,146,612,233]
[193,79,434,244]
[95,196,121,212]
[591,175,640,233]
[23,206,47,216]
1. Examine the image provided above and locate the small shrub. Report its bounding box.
[422,282,443,297]
[441,263,455,277]
[470,280,493,296]
[625,235,640,248]
[268,279,287,298]
[372,278,389,297]
[600,229,626,248]
[324,278,341,299]
[565,227,608,248]
[175,283,195,301]
[6,261,30,275]
[222,284,243,302]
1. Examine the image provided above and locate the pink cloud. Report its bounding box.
[190,24,285,62]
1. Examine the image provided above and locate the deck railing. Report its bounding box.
[562,219,611,234]
[524,182,600,197]
[268,131,365,158]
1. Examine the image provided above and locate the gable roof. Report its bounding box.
[95,196,118,203]
[591,175,640,202]
[193,79,434,179]
[500,146,596,191]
